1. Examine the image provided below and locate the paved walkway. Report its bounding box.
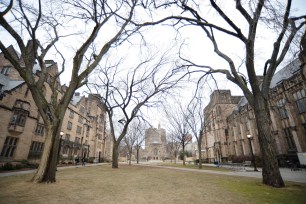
[1,162,306,184]
[0,163,106,178]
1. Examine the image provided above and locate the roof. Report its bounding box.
[270,59,301,88]
[0,73,24,91]
[234,96,248,111]
[71,94,83,106]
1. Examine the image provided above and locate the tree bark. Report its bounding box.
[128,147,132,165]
[182,147,186,166]
[112,143,119,168]
[136,148,139,164]
[253,95,285,188]
[198,143,202,169]
[31,124,60,183]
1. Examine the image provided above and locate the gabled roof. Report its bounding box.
[0,73,24,91]
[270,59,301,88]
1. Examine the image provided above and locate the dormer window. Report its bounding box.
[0,66,10,76]
[11,109,28,127]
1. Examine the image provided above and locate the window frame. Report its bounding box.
[0,137,18,158]
[67,121,72,130]
[11,109,28,127]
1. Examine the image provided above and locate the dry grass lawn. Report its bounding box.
[0,164,305,204]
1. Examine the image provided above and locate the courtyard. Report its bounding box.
[0,164,306,204]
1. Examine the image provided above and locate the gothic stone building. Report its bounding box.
[203,90,242,163]
[144,124,167,160]
[0,46,108,164]
[203,59,306,166]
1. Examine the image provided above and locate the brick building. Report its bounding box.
[0,46,108,164]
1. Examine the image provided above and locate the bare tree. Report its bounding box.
[166,133,181,163]
[164,103,192,165]
[0,0,142,183]
[88,49,185,168]
[185,94,206,169]
[142,0,306,188]
[124,119,147,165]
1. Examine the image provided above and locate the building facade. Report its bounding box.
[203,90,242,163]
[203,58,306,166]
[144,124,167,160]
[0,47,108,164]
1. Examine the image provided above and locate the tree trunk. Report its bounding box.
[198,143,202,169]
[128,148,132,165]
[254,95,285,188]
[136,148,139,164]
[31,125,60,183]
[112,143,119,168]
[182,148,186,166]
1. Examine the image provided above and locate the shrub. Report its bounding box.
[15,164,25,170]
[2,163,15,171]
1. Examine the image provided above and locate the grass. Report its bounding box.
[0,164,305,204]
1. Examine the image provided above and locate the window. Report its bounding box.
[65,134,70,141]
[0,84,3,94]
[0,137,18,158]
[11,109,27,127]
[276,99,288,119]
[283,128,296,150]
[78,116,83,123]
[1,66,10,75]
[63,146,69,154]
[97,134,102,140]
[293,90,306,114]
[75,137,80,144]
[244,118,249,131]
[80,106,85,114]
[34,124,44,135]
[99,114,104,123]
[76,126,82,134]
[67,121,72,130]
[69,110,74,119]
[29,141,44,153]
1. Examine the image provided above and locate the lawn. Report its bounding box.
[0,164,305,204]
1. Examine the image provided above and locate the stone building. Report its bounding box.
[203,58,306,166]
[203,90,242,163]
[144,124,167,160]
[0,46,108,164]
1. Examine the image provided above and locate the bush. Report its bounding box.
[179,151,192,160]
[15,164,25,170]
[2,163,15,171]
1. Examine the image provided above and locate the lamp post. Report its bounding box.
[247,134,258,171]
[57,131,64,164]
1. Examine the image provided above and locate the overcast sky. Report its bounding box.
[1,0,305,129]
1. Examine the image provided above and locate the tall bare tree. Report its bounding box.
[88,50,185,168]
[124,119,147,165]
[0,0,142,183]
[185,94,206,169]
[164,103,192,165]
[142,0,306,187]
[166,133,181,163]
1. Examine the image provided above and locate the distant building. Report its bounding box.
[0,45,108,164]
[144,124,167,160]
